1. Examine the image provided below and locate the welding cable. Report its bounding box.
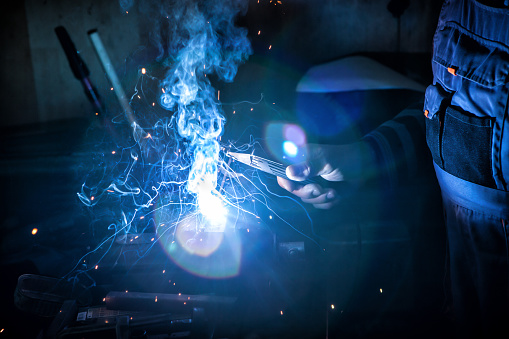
[55,26,105,116]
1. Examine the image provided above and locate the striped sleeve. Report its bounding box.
[362,102,431,190]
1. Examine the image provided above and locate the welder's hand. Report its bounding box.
[277,142,374,209]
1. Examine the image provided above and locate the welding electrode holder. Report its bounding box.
[54,25,105,116]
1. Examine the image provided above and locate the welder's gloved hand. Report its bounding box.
[277,142,374,209]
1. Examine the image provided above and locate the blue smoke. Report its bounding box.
[158,0,251,227]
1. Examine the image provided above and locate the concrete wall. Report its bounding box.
[0,0,440,127]
[1,0,141,127]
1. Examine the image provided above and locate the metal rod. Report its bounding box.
[88,29,136,128]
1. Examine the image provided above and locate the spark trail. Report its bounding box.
[70,0,322,281]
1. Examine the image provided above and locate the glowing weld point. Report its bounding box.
[162,270,165,273]
[152,102,155,106]
[380,288,383,293]
[103,298,106,302]
[178,293,181,296]
[145,133,152,139]
[95,265,98,269]
[31,228,38,235]
[90,196,95,201]
[251,108,253,111]
[126,11,128,14]
[112,151,116,154]
[141,68,146,74]
[95,112,99,115]
[258,30,261,35]
[125,290,128,293]
[155,296,158,302]
[197,192,227,228]
[269,45,272,50]
[151,238,155,241]
[110,87,113,91]
[233,110,235,114]
[280,310,283,315]
[0,329,4,333]
[140,216,144,220]
[331,304,335,309]
[269,215,273,219]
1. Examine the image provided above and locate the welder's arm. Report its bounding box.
[277,103,429,209]
[277,142,375,209]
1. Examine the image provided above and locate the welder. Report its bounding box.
[277,0,509,337]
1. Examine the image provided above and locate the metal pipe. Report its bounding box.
[87,29,136,128]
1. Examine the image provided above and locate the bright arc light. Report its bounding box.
[283,141,298,157]
[197,191,227,230]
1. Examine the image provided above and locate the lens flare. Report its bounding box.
[283,141,298,158]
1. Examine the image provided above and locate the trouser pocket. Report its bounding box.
[425,112,443,168]
[441,106,495,188]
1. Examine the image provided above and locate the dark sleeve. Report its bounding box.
[362,102,432,190]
